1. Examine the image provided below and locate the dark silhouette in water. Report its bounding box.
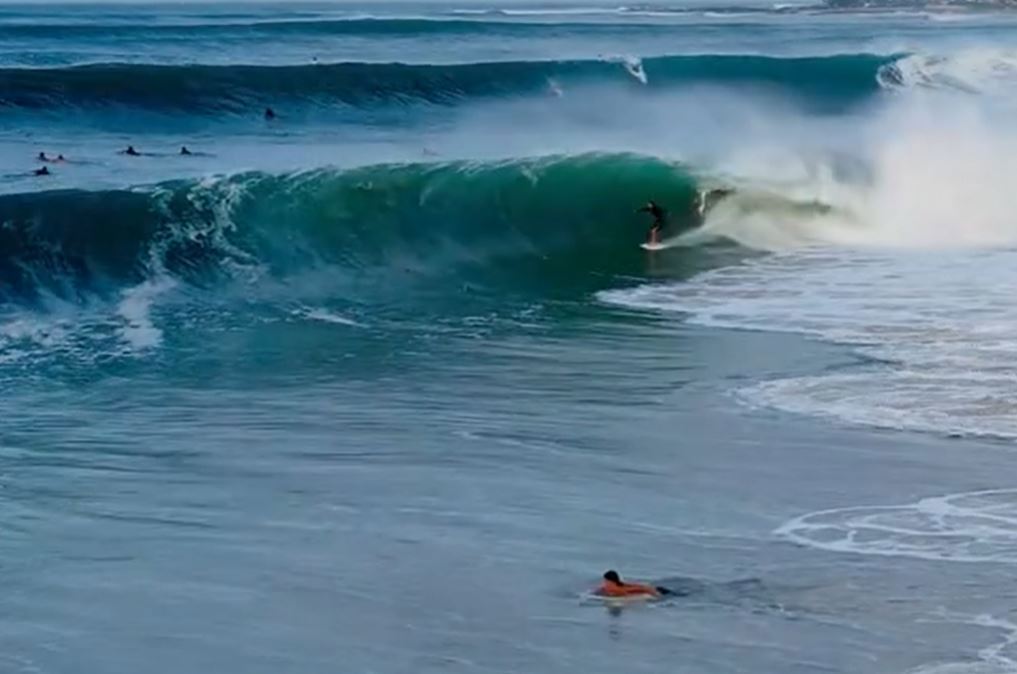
[33,166,50,176]
[180,146,193,156]
[638,189,736,242]
[121,145,140,156]
[592,572,784,617]
[636,201,667,244]
[264,107,277,120]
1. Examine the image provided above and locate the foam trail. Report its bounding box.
[777,490,1017,563]
[600,248,1017,439]
[296,307,362,327]
[624,57,648,84]
[0,314,70,365]
[595,94,1017,439]
[910,612,1017,674]
[614,55,648,84]
[117,278,175,351]
[879,50,1017,95]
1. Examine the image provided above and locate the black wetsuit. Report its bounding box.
[638,202,667,237]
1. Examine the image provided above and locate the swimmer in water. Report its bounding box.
[121,145,140,156]
[264,107,277,120]
[37,151,49,162]
[33,166,50,176]
[598,570,672,599]
[180,146,192,156]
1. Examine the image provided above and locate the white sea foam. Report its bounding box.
[602,247,1017,439]
[0,314,70,365]
[296,307,362,327]
[605,55,648,84]
[908,612,1017,674]
[781,497,1017,673]
[117,278,175,351]
[880,50,1017,95]
[778,490,1017,563]
[601,86,1017,439]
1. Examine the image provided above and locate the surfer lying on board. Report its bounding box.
[597,570,673,599]
[636,201,667,244]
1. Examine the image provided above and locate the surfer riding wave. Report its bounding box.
[637,200,667,245]
[637,189,734,247]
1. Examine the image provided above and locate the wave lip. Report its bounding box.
[0,53,896,113]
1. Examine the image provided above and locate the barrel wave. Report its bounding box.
[0,154,711,305]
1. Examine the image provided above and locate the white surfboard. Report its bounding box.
[640,242,666,251]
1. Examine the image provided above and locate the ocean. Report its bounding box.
[3,2,1017,672]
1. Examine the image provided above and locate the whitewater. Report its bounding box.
[5,3,1017,674]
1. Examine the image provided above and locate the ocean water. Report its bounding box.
[5,2,1017,673]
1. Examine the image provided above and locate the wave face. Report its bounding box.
[0,18,541,37]
[0,154,709,305]
[0,53,895,114]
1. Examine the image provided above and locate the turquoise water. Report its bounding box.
[6,3,1017,673]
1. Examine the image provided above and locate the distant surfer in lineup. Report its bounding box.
[180,146,193,156]
[33,166,51,176]
[37,153,66,165]
[597,570,672,599]
[35,152,67,166]
[264,107,277,121]
[637,200,667,246]
[121,145,140,156]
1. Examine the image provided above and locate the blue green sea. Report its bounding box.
[5,2,1017,672]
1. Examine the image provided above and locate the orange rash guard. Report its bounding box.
[598,579,661,598]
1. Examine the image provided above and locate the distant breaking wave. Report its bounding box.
[0,17,598,38]
[0,7,828,37]
[877,49,1017,93]
[0,53,896,114]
